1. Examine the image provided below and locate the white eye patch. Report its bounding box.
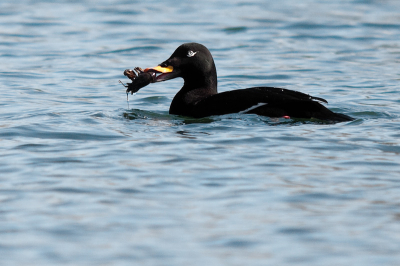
[187,50,198,57]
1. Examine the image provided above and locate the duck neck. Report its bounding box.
[170,71,217,115]
[182,62,218,95]
[182,78,217,96]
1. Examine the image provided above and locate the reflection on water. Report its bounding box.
[1,0,400,265]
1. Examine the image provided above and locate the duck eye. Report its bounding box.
[187,50,198,57]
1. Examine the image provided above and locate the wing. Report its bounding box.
[190,87,352,121]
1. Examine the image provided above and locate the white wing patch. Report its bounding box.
[187,50,198,57]
[240,103,267,114]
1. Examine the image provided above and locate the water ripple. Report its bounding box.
[1,0,400,265]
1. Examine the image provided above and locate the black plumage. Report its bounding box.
[125,43,353,122]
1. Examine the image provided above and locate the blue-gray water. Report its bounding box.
[1,0,400,265]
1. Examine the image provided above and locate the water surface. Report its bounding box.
[1,0,400,265]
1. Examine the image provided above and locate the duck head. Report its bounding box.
[144,43,217,91]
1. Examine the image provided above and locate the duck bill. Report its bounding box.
[144,65,180,82]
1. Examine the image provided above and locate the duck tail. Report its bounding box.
[331,112,354,122]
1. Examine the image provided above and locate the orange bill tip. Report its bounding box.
[144,65,173,73]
